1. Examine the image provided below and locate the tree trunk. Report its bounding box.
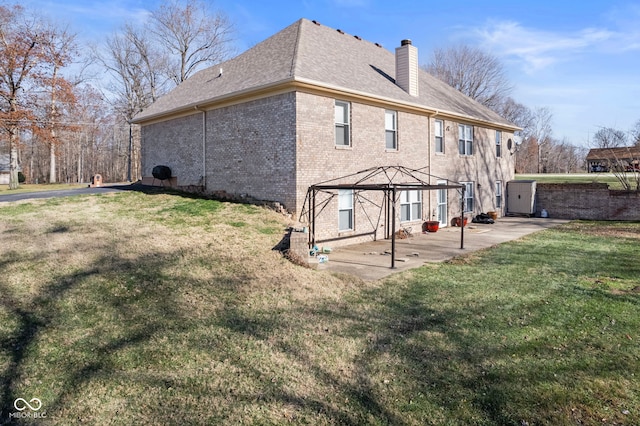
[8,96,20,189]
[49,134,57,183]
[9,133,19,189]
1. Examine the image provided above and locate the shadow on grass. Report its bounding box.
[1,218,639,424]
[0,249,215,423]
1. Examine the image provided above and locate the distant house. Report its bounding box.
[132,18,519,244]
[0,154,11,185]
[586,147,640,173]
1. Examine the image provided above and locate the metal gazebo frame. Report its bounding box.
[300,166,466,269]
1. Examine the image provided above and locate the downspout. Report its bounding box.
[202,109,206,190]
[428,111,439,222]
[195,106,206,190]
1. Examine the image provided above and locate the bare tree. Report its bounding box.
[424,45,513,111]
[96,26,160,120]
[0,4,47,189]
[592,127,627,148]
[149,0,234,85]
[38,25,78,183]
[545,138,585,173]
[514,107,554,173]
[496,97,533,131]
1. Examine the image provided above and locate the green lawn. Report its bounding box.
[1,191,639,425]
[516,173,625,189]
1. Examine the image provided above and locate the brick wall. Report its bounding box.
[140,89,516,248]
[295,92,515,246]
[141,93,298,210]
[141,113,204,186]
[536,183,640,220]
[296,92,430,245]
[205,93,297,210]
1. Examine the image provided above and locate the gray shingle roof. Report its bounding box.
[586,147,640,161]
[133,18,515,128]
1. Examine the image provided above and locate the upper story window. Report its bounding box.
[435,119,444,153]
[496,130,502,158]
[458,124,473,156]
[335,101,350,147]
[385,110,397,150]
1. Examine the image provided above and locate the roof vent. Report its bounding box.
[375,42,382,48]
[354,35,361,40]
[312,20,320,26]
[401,39,412,46]
[337,29,344,34]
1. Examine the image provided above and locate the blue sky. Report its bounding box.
[21,0,640,147]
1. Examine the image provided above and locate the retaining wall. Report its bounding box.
[535,183,640,220]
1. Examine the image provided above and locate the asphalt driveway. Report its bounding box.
[0,184,139,203]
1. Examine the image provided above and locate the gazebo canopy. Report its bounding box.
[300,166,466,269]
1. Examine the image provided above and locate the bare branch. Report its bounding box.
[423,45,513,111]
[148,0,234,84]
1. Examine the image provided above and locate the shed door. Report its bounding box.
[507,181,537,214]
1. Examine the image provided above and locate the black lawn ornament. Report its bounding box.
[152,165,172,181]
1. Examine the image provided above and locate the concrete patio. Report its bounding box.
[315,216,569,281]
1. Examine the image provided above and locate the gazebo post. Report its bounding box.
[391,187,396,269]
[460,186,465,249]
[311,188,316,248]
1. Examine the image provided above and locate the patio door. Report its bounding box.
[437,180,447,226]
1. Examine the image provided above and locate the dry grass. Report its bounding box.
[1,191,639,425]
[0,190,369,424]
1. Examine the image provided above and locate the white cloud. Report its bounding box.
[473,20,617,73]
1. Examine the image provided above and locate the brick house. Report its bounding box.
[133,18,519,244]
[586,147,640,173]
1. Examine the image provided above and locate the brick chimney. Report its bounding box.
[395,39,419,97]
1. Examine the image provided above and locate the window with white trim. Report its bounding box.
[496,130,502,158]
[385,110,397,150]
[338,189,354,231]
[435,119,444,153]
[400,190,422,222]
[496,181,503,209]
[458,124,473,155]
[461,182,474,213]
[335,101,350,146]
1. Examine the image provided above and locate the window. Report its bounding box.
[335,101,350,146]
[496,181,503,208]
[385,110,397,150]
[496,130,502,158]
[436,180,448,226]
[458,124,473,155]
[400,190,422,222]
[338,189,353,231]
[435,119,444,153]
[461,182,474,212]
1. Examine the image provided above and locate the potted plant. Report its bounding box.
[422,220,439,232]
[452,216,468,227]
